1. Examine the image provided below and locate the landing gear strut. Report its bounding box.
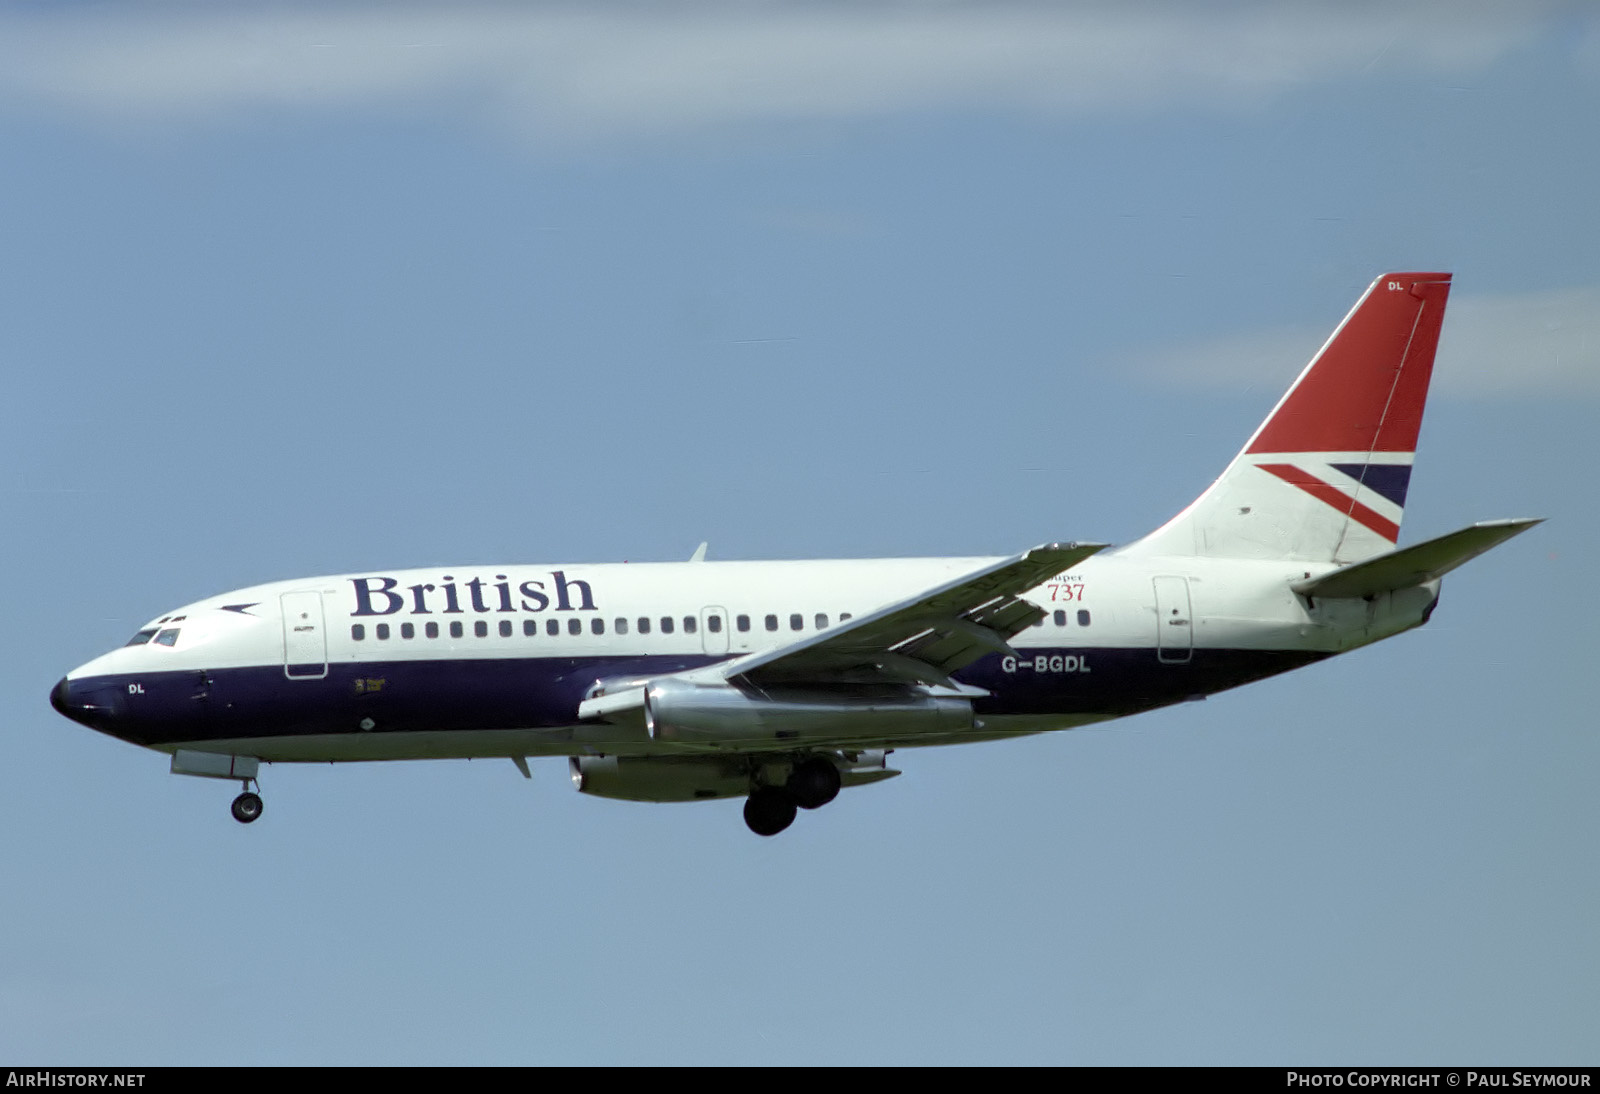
[743,787,797,837]
[231,781,263,824]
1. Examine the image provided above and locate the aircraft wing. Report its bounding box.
[722,541,1107,688]
[577,541,1106,725]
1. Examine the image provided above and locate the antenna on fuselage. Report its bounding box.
[689,542,708,562]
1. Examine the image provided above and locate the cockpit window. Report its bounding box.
[125,629,158,646]
[153,628,180,647]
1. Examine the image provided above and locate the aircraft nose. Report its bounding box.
[50,676,71,717]
[50,675,119,729]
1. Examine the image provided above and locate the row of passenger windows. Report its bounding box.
[351,612,849,642]
[348,608,1091,642]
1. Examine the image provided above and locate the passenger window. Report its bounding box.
[840,612,852,621]
[1054,610,1067,627]
[815,613,828,629]
[765,614,778,632]
[426,622,439,639]
[1078,610,1091,626]
[684,616,697,634]
[568,619,582,636]
[524,619,537,636]
[499,620,513,638]
[547,619,560,636]
[450,621,464,638]
[376,623,390,640]
[708,615,722,633]
[638,617,651,635]
[789,614,802,631]
[736,614,750,632]
[615,618,629,635]
[592,618,605,635]
[125,629,158,647]
[661,617,675,634]
[475,620,488,638]
[351,625,365,641]
[1033,618,1045,627]
[401,622,415,639]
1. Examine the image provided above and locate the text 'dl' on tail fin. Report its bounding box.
[1129,272,1453,563]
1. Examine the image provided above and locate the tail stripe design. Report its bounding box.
[1257,463,1401,543]
[1327,463,1412,508]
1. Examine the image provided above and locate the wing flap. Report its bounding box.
[1292,518,1542,599]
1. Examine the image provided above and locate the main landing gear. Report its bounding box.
[742,757,844,836]
[231,781,263,824]
[743,788,797,836]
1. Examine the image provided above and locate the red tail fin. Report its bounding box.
[1128,272,1452,563]
[1246,273,1452,455]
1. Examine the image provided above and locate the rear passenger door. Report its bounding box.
[1153,577,1193,664]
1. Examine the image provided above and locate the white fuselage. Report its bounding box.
[58,549,1437,763]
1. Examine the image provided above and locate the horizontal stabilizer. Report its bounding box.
[1292,518,1542,599]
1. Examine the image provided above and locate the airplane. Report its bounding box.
[50,271,1540,836]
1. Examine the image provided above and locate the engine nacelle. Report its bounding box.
[643,678,972,746]
[569,755,751,802]
[569,750,898,803]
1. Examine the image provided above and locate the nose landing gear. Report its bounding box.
[169,751,265,824]
[231,780,263,824]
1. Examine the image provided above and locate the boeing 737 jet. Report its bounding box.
[50,272,1539,835]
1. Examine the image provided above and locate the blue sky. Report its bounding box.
[2,1,1594,1064]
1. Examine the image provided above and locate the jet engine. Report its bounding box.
[569,750,897,803]
[568,755,751,802]
[642,678,972,746]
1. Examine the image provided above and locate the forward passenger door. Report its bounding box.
[281,591,328,679]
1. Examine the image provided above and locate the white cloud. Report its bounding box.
[0,2,1566,140]
[1132,283,1600,398]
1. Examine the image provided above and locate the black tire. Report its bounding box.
[231,792,263,824]
[743,787,797,836]
[787,757,842,810]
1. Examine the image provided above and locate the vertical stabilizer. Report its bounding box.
[1127,272,1452,563]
